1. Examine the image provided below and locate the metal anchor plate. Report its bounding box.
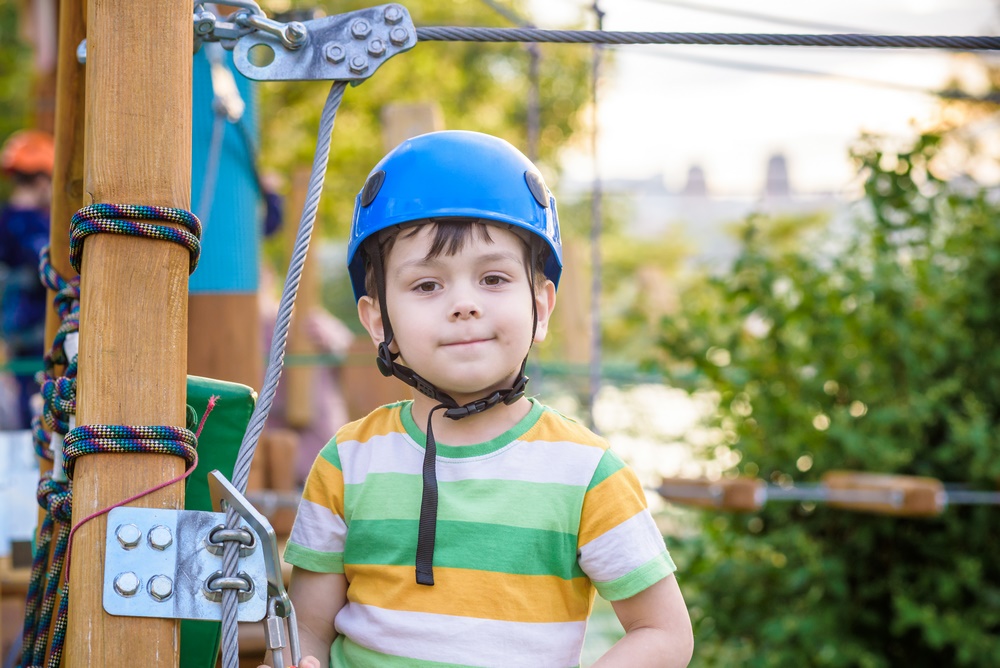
[103,507,267,622]
[234,4,416,81]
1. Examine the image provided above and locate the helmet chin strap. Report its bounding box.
[367,239,538,585]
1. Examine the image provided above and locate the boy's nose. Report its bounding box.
[450,300,481,320]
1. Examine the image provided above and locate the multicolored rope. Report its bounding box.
[19,249,79,667]
[21,474,72,668]
[63,424,198,479]
[69,203,203,274]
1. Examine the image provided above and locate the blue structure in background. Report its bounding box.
[190,45,260,294]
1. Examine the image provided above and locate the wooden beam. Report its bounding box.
[66,0,192,665]
[36,0,86,657]
[282,167,316,429]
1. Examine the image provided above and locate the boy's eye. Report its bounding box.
[416,281,438,292]
[483,275,506,286]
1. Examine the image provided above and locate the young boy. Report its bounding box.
[281,131,693,667]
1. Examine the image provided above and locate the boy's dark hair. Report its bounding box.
[362,218,549,300]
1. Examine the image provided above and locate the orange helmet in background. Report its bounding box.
[1,130,55,177]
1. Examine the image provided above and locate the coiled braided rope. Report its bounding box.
[20,476,72,668]
[69,203,203,274]
[62,425,198,479]
[19,249,80,668]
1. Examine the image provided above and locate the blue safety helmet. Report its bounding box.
[347,130,563,301]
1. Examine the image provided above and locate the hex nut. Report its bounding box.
[351,20,371,40]
[148,575,173,601]
[325,44,346,64]
[116,524,142,550]
[349,55,369,74]
[389,27,409,46]
[148,525,173,551]
[384,5,404,24]
[368,38,386,57]
[114,572,141,597]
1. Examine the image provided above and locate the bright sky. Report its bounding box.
[528,0,999,195]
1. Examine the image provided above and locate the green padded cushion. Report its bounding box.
[180,375,257,668]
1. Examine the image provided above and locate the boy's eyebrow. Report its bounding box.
[394,250,524,274]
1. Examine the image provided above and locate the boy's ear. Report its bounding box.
[357,295,387,348]
[532,280,557,344]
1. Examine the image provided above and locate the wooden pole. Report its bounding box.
[66,0,192,665]
[34,0,87,656]
[282,166,316,429]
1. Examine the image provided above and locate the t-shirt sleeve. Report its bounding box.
[284,438,347,573]
[577,449,676,601]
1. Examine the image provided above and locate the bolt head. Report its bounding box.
[324,43,346,64]
[349,55,369,74]
[116,523,141,549]
[351,19,372,39]
[114,572,141,597]
[367,38,386,57]
[148,525,173,551]
[286,21,307,43]
[389,27,409,46]
[194,12,216,36]
[384,5,404,24]
[148,574,173,601]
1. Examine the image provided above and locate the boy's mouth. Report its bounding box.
[443,337,492,347]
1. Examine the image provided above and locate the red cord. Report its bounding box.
[63,395,220,582]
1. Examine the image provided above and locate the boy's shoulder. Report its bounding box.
[529,399,610,451]
[334,400,410,445]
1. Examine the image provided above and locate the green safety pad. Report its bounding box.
[180,375,257,668]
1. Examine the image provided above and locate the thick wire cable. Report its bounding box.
[218,80,347,668]
[416,27,1000,50]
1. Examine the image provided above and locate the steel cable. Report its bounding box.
[416,27,1000,50]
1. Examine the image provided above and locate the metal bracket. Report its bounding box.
[207,470,290,616]
[233,4,417,82]
[208,470,301,667]
[103,507,267,622]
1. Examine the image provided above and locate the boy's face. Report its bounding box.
[359,224,556,404]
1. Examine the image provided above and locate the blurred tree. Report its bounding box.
[657,131,1000,666]
[0,2,37,200]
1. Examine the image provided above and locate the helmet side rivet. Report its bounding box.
[524,171,550,208]
[361,170,386,207]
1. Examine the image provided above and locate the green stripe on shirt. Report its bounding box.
[346,474,584,531]
[345,518,586,579]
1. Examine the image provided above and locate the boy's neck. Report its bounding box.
[408,392,534,446]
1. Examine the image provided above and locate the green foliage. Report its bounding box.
[259,0,591,240]
[657,133,1000,665]
[0,2,35,201]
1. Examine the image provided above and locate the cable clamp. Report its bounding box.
[208,471,301,668]
[232,3,417,82]
[102,506,268,621]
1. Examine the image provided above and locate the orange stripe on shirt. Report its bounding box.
[345,563,594,623]
[578,467,648,547]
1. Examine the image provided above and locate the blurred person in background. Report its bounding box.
[0,129,54,430]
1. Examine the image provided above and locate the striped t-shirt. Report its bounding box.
[284,399,676,668]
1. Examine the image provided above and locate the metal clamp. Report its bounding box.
[232,4,417,82]
[103,507,267,622]
[208,470,300,667]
